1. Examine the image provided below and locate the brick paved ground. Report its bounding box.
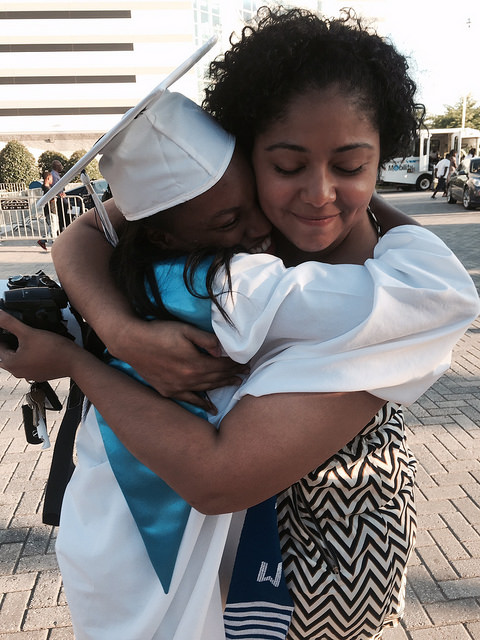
[0,241,73,639]
[0,206,479,638]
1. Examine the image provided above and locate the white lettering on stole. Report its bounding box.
[257,561,282,588]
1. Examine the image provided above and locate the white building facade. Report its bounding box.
[0,0,264,158]
[0,0,324,159]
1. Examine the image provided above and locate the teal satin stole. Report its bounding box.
[96,257,214,592]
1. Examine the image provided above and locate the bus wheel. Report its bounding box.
[416,175,432,191]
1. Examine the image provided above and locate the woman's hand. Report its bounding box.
[0,310,80,382]
[107,318,247,411]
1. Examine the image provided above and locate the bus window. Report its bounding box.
[430,138,440,155]
[412,137,420,157]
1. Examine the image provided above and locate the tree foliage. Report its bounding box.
[64,150,101,181]
[427,95,480,130]
[0,140,40,185]
[37,149,101,183]
[0,143,103,188]
[37,151,69,178]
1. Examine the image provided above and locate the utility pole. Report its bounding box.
[458,17,471,160]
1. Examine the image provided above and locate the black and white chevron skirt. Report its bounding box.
[278,402,416,640]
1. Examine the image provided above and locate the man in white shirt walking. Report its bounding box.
[431,153,451,198]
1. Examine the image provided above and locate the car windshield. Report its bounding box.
[471,159,480,174]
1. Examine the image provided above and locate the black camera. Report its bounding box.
[0,272,71,349]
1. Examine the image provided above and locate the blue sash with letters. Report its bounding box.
[224,497,293,638]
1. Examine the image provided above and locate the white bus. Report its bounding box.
[378,127,480,191]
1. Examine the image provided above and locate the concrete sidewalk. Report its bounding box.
[0,209,479,639]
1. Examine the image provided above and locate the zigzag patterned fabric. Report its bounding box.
[277,403,417,640]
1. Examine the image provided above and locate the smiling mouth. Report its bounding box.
[292,211,338,225]
[249,235,272,253]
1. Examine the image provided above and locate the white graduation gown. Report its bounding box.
[55,224,479,639]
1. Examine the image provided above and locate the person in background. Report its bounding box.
[50,159,74,233]
[38,159,69,249]
[445,148,457,192]
[461,147,476,170]
[38,169,53,249]
[431,151,450,198]
[49,159,63,186]
[466,147,476,161]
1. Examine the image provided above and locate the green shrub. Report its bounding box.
[0,140,39,185]
[64,150,101,181]
[37,151,69,178]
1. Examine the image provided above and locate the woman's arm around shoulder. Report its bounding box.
[0,311,384,515]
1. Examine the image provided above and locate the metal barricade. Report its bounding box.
[0,190,85,241]
[0,182,27,192]
[0,188,45,240]
[48,195,85,236]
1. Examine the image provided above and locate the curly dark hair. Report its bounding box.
[204,6,422,166]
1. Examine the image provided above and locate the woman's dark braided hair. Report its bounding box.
[204,6,423,166]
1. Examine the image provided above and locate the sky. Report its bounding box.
[312,0,480,117]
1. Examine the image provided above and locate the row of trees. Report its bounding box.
[0,140,101,187]
[0,96,479,186]
[426,95,480,130]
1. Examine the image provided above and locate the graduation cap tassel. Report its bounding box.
[80,172,119,247]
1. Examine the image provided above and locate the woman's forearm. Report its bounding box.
[66,342,382,514]
[51,201,133,354]
[0,310,383,515]
[73,352,382,514]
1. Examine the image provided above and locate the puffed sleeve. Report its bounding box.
[212,225,480,405]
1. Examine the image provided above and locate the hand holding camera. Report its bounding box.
[0,272,78,448]
[0,271,72,349]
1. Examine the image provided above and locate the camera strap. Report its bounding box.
[38,380,63,411]
[42,381,84,526]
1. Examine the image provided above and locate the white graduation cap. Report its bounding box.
[36,36,218,245]
[98,90,235,222]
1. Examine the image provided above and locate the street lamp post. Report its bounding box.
[458,17,471,162]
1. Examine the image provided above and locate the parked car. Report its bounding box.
[65,178,109,211]
[447,157,480,209]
